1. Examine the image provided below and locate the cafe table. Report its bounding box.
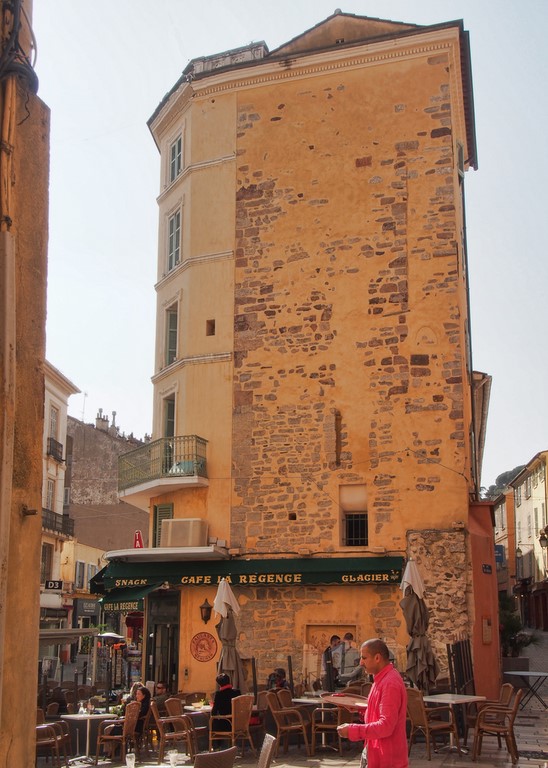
[503,670,548,709]
[423,692,486,752]
[61,712,115,759]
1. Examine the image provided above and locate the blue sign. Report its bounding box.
[494,544,505,564]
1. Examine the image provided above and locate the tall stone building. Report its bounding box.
[100,12,497,697]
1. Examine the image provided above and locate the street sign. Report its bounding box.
[44,580,63,590]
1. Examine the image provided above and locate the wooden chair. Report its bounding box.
[209,693,257,755]
[46,701,60,717]
[150,699,197,763]
[258,733,277,768]
[463,682,514,746]
[311,702,353,755]
[95,699,140,764]
[406,687,460,759]
[194,745,238,768]
[265,690,311,756]
[472,688,523,764]
[36,723,64,768]
[276,687,311,723]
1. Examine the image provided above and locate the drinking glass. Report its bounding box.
[125,753,136,768]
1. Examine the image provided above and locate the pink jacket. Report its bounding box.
[346,664,408,768]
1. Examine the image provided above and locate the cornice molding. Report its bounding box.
[155,250,234,292]
[157,153,236,205]
[152,352,233,385]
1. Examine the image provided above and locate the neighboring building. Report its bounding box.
[100,12,498,697]
[39,361,80,668]
[65,413,149,672]
[493,488,516,598]
[0,1,49,763]
[509,452,548,630]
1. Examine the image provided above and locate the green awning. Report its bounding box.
[100,583,163,612]
[97,556,403,591]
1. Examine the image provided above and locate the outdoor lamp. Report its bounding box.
[539,528,548,549]
[515,546,522,559]
[200,598,212,624]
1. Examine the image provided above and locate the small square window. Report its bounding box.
[206,319,216,336]
[343,513,368,546]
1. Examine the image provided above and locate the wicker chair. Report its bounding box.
[463,682,514,746]
[311,702,353,755]
[36,723,64,768]
[257,733,277,768]
[194,745,238,768]
[265,690,311,756]
[406,687,460,759]
[95,700,140,764]
[165,697,184,716]
[209,693,257,755]
[150,699,198,763]
[472,688,523,764]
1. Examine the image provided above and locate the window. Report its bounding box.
[86,563,98,589]
[166,304,178,365]
[339,484,368,547]
[206,319,216,337]
[45,478,55,512]
[167,210,181,271]
[169,135,182,183]
[49,406,58,439]
[164,395,175,439]
[75,561,85,590]
[525,476,532,499]
[534,508,539,536]
[516,486,522,506]
[153,504,173,547]
[40,543,53,583]
[344,513,368,546]
[64,487,71,506]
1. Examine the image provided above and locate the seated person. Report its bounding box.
[211,673,240,731]
[266,667,290,690]
[153,680,170,716]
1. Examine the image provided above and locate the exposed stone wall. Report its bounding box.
[231,53,469,559]
[67,416,142,505]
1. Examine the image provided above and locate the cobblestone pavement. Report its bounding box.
[42,632,548,768]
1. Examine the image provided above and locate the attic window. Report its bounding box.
[335,38,345,44]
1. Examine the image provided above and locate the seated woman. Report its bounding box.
[134,685,151,735]
[211,673,240,732]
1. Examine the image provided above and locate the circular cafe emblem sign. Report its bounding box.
[190,632,217,662]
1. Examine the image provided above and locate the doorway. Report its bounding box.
[146,593,179,691]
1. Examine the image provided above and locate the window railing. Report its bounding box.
[118,435,208,491]
[41,508,74,536]
[47,437,64,462]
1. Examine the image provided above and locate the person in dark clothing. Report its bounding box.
[266,667,290,690]
[134,685,151,735]
[211,673,240,732]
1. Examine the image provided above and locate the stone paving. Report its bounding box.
[41,632,548,768]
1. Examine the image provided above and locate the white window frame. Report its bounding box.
[165,303,178,365]
[75,561,85,590]
[49,405,58,440]
[45,478,55,512]
[167,209,181,272]
[86,563,98,589]
[169,134,182,183]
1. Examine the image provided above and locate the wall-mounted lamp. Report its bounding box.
[200,598,212,624]
[539,528,548,549]
[515,546,523,559]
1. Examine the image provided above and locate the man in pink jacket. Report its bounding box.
[337,639,408,768]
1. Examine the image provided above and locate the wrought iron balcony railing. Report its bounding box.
[47,437,64,462]
[41,508,75,536]
[118,435,208,492]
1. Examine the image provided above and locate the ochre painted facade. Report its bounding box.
[113,13,498,699]
[0,40,50,768]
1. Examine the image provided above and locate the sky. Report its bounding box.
[33,1,548,488]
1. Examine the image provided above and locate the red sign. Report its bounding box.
[133,530,144,548]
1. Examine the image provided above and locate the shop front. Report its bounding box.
[92,555,403,692]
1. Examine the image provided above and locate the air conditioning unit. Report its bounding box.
[160,518,209,548]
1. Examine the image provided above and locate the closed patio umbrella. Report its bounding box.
[213,579,247,692]
[400,560,440,692]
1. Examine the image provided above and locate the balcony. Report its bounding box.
[41,508,74,537]
[47,437,64,462]
[118,435,208,509]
